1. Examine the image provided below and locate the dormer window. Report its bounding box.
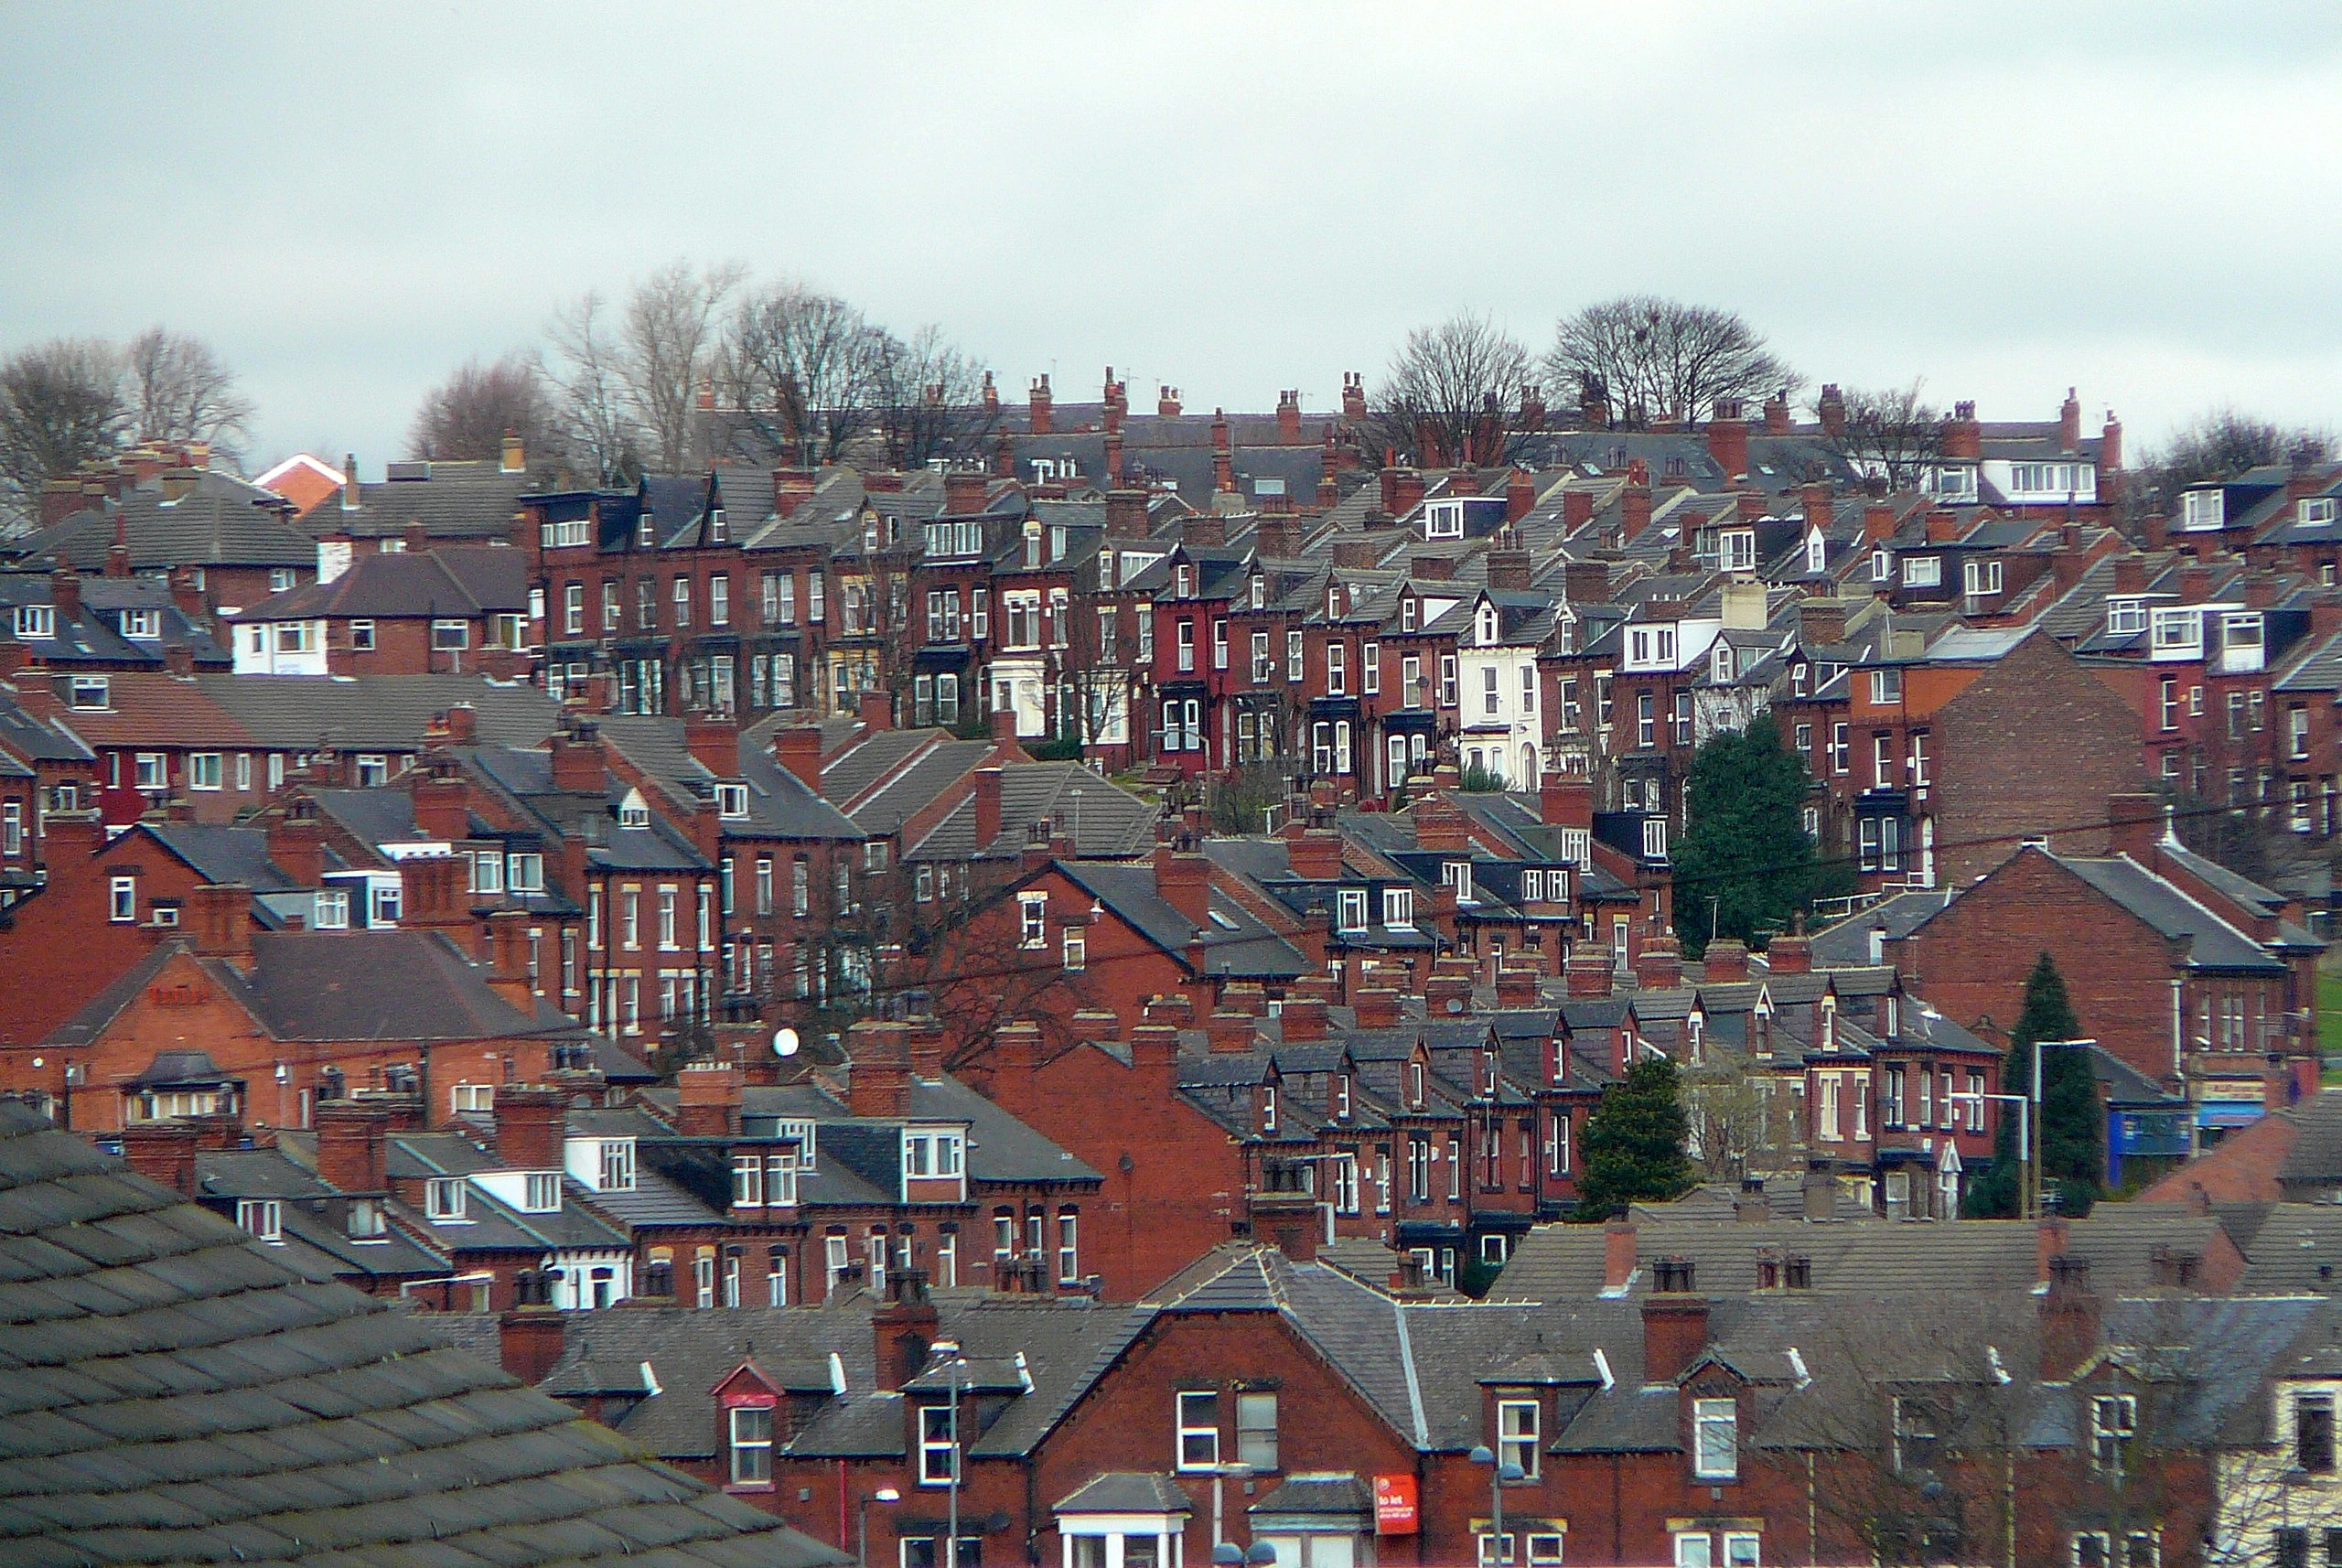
[599,1139,636,1191]
[1262,1083,1278,1133]
[715,782,749,819]
[2302,498,2337,525]
[2182,489,2226,531]
[1424,500,1465,539]
[1900,555,1941,588]
[1807,532,1827,575]
[1720,528,1756,572]
[15,605,53,639]
[1176,563,1195,598]
[2107,597,2146,635]
[638,510,655,547]
[1477,606,1499,645]
[70,675,110,710]
[1252,575,1266,609]
[120,609,158,639]
[618,791,651,830]
[426,1177,467,1220]
[1409,1059,1426,1108]
[1713,644,1735,682]
[1336,1074,1352,1119]
[1402,597,1419,632]
[523,1173,562,1212]
[708,507,726,542]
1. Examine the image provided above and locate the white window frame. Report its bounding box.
[1176,1390,1220,1470]
[1692,1397,1738,1479]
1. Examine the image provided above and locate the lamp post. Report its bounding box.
[945,1349,967,1568]
[1955,1091,2029,1217]
[1467,1445,1526,1564]
[2030,1039,2096,1219]
[857,1487,900,1568]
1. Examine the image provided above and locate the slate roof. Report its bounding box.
[0,1098,843,1568]
[1047,860,1309,981]
[1057,1473,1193,1514]
[2053,853,2287,972]
[908,761,1159,862]
[24,477,317,571]
[594,715,862,843]
[194,673,561,753]
[322,459,537,541]
[229,546,529,621]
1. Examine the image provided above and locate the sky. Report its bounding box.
[4,1,2340,478]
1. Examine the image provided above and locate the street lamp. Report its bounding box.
[858,1487,900,1568]
[1467,1444,1526,1565]
[1954,1091,2029,1216]
[2030,1039,2096,1219]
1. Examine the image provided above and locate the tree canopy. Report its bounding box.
[1574,1054,1695,1220]
[1963,952,2101,1218]
[408,350,561,465]
[1547,296,1793,430]
[1370,311,1531,468]
[1671,714,1841,958]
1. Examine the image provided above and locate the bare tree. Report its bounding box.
[0,338,126,522]
[2154,408,2306,491]
[870,325,1000,470]
[543,291,645,486]
[121,328,256,457]
[621,259,746,475]
[408,349,561,464]
[1822,381,1946,490]
[1370,311,1531,468]
[718,285,888,467]
[1548,296,1795,430]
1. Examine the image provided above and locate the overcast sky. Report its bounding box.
[5,2,2339,478]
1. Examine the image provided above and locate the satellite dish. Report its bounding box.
[773,1026,800,1058]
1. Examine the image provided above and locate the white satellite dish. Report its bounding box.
[773,1026,800,1058]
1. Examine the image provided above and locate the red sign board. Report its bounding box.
[1372,1473,1418,1536]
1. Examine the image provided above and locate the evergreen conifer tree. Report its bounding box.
[1962,951,2102,1217]
[1671,714,1849,957]
[1574,1054,1695,1220]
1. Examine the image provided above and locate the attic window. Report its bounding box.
[1252,575,1266,609]
[15,605,53,639]
[2302,498,2337,525]
[1424,500,1465,539]
[638,510,656,546]
[709,508,727,542]
[1209,909,1239,931]
[618,791,651,830]
[715,783,749,819]
[236,1199,283,1243]
[120,608,159,639]
[70,675,109,710]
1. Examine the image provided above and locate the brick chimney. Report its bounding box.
[343,453,360,511]
[1816,384,1846,437]
[501,432,525,474]
[1701,940,1749,983]
[858,689,894,732]
[1277,390,1302,445]
[1734,1176,1770,1223]
[873,1273,940,1391]
[1565,948,1614,998]
[491,1085,565,1169]
[1864,503,1897,546]
[1603,1220,1637,1290]
[1519,384,1546,433]
[550,721,605,793]
[1155,837,1211,930]
[399,854,468,934]
[1925,508,1961,543]
[1205,1011,1255,1054]
[188,883,253,970]
[1764,924,1811,975]
[2107,793,2161,860]
[1160,384,1183,418]
[1942,402,1982,462]
[1756,388,1789,435]
[1541,773,1593,832]
[1340,371,1366,424]
[1620,478,1654,542]
[121,1119,199,1198]
[971,766,1003,851]
[49,568,81,625]
[1352,990,1402,1028]
[265,797,327,888]
[983,371,999,413]
[1104,488,1150,542]
[683,711,739,777]
[1799,481,1832,536]
[499,1308,565,1385]
[1796,597,1847,649]
[2039,1254,2100,1380]
[1279,997,1328,1042]
[1495,966,1539,1009]
[2058,388,2083,454]
[1104,429,1123,487]
[676,1060,744,1139]
[1487,536,1533,593]
[944,470,988,517]
[846,1021,912,1118]
[1285,824,1342,880]
[2101,411,2123,476]
[773,467,817,518]
[1642,1270,1710,1384]
[1706,397,1750,480]
[1028,373,1053,436]
[773,726,823,790]
[314,1100,389,1194]
[1633,935,1683,991]
[1413,794,1469,853]
[485,908,533,1012]
[908,1016,946,1080]
[1423,967,1473,1018]
[1212,409,1235,494]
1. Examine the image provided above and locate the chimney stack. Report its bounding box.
[872,1273,940,1390]
[944,470,988,517]
[1028,373,1053,436]
[1762,388,1791,435]
[1565,948,1614,998]
[1351,990,1402,1028]
[1277,390,1302,446]
[342,454,360,511]
[1816,384,1846,437]
[1154,836,1212,930]
[682,711,740,778]
[1604,1220,1638,1291]
[265,797,327,888]
[2039,1253,2100,1380]
[774,726,824,789]
[677,1060,745,1139]
[1942,402,1982,462]
[845,1021,913,1118]
[972,767,1003,852]
[314,1100,390,1194]
[1340,371,1366,424]
[491,1085,565,1168]
[2058,387,2083,454]
[550,721,606,793]
[121,1120,200,1198]
[49,569,81,623]
[1701,940,1749,983]
[188,883,253,970]
[1706,396,1749,480]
